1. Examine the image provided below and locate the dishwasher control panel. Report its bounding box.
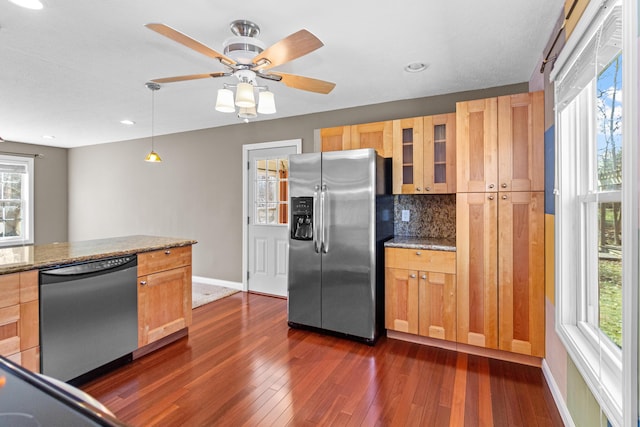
[41,255,137,276]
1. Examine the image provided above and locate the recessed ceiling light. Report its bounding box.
[120,120,136,125]
[8,0,44,10]
[404,62,428,73]
[42,135,55,139]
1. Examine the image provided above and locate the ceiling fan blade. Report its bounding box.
[268,72,335,94]
[252,30,323,70]
[149,73,228,84]
[145,23,236,66]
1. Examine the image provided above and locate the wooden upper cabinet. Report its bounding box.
[392,117,424,194]
[320,126,351,152]
[498,192,545,357]
[456,98,498,193]
[424,113,456,194]
[392,113,456,194]
[457,91,544,193]
[351,121,393,158]
[498,91,544,192]
[456,192,498,350]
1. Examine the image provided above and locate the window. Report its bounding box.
[253,157,289,225]
[0,155,34,246]
[552,1,634,425]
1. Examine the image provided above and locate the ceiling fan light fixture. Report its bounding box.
[215,88,235,113]
[257,91,276,114]
[238,106,257,120]
[235,82,255,108]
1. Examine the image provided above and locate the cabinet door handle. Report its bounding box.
[488,183,495,189]
[165,250,171,255]
[421,275,427,280]
[410,274,417,279]
[501,183,508,188]
[502,194,508,200]
[416,187,422,192]
[415,251,421,256]
[140,280,147,286]
[426,186,431,191]
[488,195,495,200]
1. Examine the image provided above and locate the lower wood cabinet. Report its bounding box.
[0,270,40,372]
[137,246,193,347]
[385,248,456,341]
[456,192,545,357]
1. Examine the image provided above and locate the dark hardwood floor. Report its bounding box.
[82,292,563,426]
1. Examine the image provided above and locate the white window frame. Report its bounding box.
[0,154,34,247]
[551,0,638,425]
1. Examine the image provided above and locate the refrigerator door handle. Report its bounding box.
[321,184,329,253]
[313,185,321,253]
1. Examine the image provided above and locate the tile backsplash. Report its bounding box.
[393,194,456,240]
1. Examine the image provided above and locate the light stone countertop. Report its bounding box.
[384,236,456,252]
[0,235,197,274]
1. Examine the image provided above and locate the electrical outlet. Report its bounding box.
[401,210,410,222]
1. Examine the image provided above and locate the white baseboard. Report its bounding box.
[542,359,575,427]
[192,276,243,291]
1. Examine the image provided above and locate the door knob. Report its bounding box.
[488,195,495,200]
[502,195,508,200]
[488,183,495,189]
[140,280,147,286]
[501,183,508,188]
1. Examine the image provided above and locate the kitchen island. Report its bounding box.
[0,235,196,375]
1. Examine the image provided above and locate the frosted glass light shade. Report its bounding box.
[235,82,255,108]
[238,106,257,119]
[215,88,235,113]
[257,91,276,114]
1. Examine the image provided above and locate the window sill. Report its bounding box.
[557,323,622,426]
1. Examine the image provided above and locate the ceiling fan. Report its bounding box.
[145,20,336,95]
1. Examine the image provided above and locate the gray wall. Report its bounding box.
[68,82,528,283]
[0,141,68,245]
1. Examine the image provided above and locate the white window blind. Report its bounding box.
[553,2,622,108]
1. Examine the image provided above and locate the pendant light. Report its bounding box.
[144,82,162,163]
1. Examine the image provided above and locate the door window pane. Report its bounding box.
[253,157,289,225]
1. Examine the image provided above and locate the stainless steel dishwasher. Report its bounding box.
[39,255,138,383]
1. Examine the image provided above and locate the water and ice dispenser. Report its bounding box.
[291,197,313,240]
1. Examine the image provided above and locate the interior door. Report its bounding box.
[247,145,297,297]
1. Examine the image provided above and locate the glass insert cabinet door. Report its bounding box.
[253,157,289,225]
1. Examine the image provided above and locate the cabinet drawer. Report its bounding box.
[0,304,20,356]
[0,274,20,309]
[408,250,455,274]
[385,248,408,269]
[386,247,455,274]
[138,245,192,277]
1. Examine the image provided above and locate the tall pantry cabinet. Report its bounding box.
[455,91,545,357]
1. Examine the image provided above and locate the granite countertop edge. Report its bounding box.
[0,235,197,275]
[384,237,456,252]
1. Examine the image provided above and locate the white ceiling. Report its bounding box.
[0,0,564,148]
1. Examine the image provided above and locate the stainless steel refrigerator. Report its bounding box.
[287,148,393,344]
